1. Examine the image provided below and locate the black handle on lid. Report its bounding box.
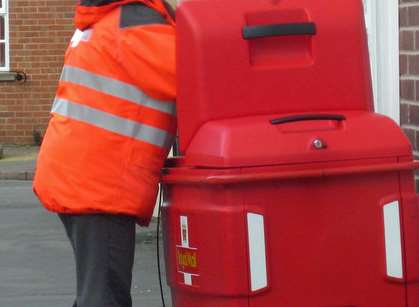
[243,22,316,40]
[270,114,346,125]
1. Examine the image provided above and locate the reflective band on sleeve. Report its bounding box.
[52,98,174,148]
[60,65,176,116]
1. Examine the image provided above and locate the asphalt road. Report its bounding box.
[0,180,172,307]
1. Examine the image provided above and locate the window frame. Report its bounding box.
[0,0,10,72]
[363,0,400,124]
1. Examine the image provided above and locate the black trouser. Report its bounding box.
[58,214,136,307]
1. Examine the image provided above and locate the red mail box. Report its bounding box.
[162,0,419,306]
[176,0,373,154]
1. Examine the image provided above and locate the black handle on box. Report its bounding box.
[243,22,316,40]
[270,114,346,125]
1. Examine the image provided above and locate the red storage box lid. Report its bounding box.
[177,0,373,153]
[183,112,412,168]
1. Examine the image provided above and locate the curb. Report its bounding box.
[0,171,35,181]
[137,218,162,241]
[136,228,161,241]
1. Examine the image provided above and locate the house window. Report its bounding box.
[0,0,9,71]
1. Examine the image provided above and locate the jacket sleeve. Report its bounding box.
[116,24,176,101]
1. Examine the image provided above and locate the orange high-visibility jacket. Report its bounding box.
[33,0,176,225]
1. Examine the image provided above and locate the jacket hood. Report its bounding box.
[75,0,171,30]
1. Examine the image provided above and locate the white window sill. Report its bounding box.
[0,71,26,82]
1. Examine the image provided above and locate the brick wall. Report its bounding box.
[0,0,75,144]
[400,1,419,168]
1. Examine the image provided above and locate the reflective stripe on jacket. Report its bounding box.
[33,0,176,225]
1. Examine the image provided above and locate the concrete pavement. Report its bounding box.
[0,180,172,307]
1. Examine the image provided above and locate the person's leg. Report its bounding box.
[58,214,136,307]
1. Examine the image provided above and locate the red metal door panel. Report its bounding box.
[243,172,406,307]
[162,185,250,306]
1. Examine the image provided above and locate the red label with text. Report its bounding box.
[176,246,199,275]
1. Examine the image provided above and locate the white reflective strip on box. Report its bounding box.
[184,273,192,286]
[60,65,176,115]
[51,98,174,148]
[383,201,404,279]
[180,215,189,247]
[247,213,268,291]
[179,215,193,286]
